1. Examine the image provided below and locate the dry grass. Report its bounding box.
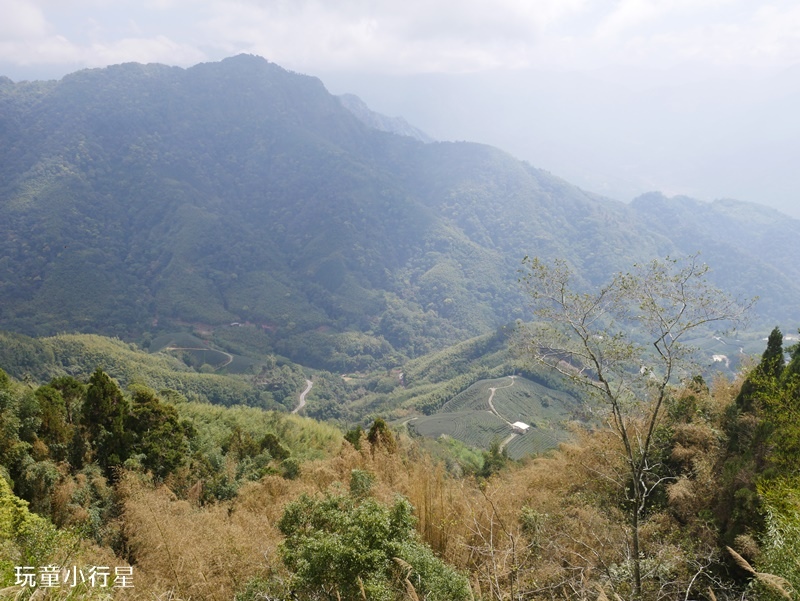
[108,375,759,600]
[119,474,284,600]
[116,436,477,598]
[726,546,794,600]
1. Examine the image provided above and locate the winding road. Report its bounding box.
[292,379,313,414]
[164,346,233,368]
[487,376,516,425]
[486,376,520,452]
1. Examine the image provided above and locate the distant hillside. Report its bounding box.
[409,375,579,460]
[338,93,433,142]
[630,193,800,322]
[0,330,292,409]
[1,55,798,372]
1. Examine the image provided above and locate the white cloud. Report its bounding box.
[192,0,589,73]
[1,0,800,75]
[0,0,48,40]
[0,0,208,69]
[85,35,206,67]
[0,36,80,67]
[584,0,800,69]
[0,0,83,67]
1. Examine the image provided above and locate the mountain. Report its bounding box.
[0,55,798,372]
[338,93,433,142]
[630,193,800,322]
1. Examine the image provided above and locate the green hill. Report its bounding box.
[410,376,579,459]
[0,330,301,410]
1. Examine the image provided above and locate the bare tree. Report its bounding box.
[517,255,752,600]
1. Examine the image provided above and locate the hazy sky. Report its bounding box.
[2,0,799,216]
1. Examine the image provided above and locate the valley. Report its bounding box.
[1,55,799,600]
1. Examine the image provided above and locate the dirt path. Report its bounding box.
[487,376,516,425]
[487,376,519,452]
[499,432,518,452]
[164,346,233,368]
[292,379,313,414]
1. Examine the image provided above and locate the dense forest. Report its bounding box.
[1,55,800,373]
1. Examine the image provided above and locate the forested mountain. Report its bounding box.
[338,93,434,142]
[1,54,798,371]
[630,193,800,322]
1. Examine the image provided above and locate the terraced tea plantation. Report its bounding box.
[150,332,257,373]
[409,376,581,459]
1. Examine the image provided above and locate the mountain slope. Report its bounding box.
[0,55,797,371]
[630,193,800,322]
[338,93,433,142]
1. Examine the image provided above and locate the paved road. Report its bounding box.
[499,432,518,452]
[292,379,313,414]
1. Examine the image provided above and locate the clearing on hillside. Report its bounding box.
[409,376,581,460]
[150,332,256,374]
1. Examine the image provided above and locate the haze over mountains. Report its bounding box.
[319,65,800,217]
[0,54,797,371]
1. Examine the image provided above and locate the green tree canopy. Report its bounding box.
[81,368,129,477]
[126,387,191,480]
[278,491,470,600]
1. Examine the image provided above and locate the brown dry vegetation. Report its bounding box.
[13,356,790,600]
[117,437,477,599]
[110,374,762,600]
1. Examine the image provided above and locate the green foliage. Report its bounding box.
[126,386,191,480]
[756,477,800,595]
[0,474,71,582]
[0,364,285,514]
[0,369,10,390]
[0,331,280,409]
[34,384,73,460]
[49,374,86,423]
[278,492,470,600]
[14,457,60,516]
[344,425,364,449]
[349,469,376,498]
[479,439,510,478]
[720,328,800,545]
[735,326,785,414]
[174,402,342,462]
[422,435,485,476]
[260,432,290,460]
[82,368,129,476]
[280,457,301,480]
[0,380,24,474]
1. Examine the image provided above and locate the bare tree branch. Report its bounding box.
[517,255,752,600]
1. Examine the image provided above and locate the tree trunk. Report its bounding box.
[632,503,642,600]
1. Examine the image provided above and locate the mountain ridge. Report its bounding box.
[338,92,434,142]
[1,54,797,371]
